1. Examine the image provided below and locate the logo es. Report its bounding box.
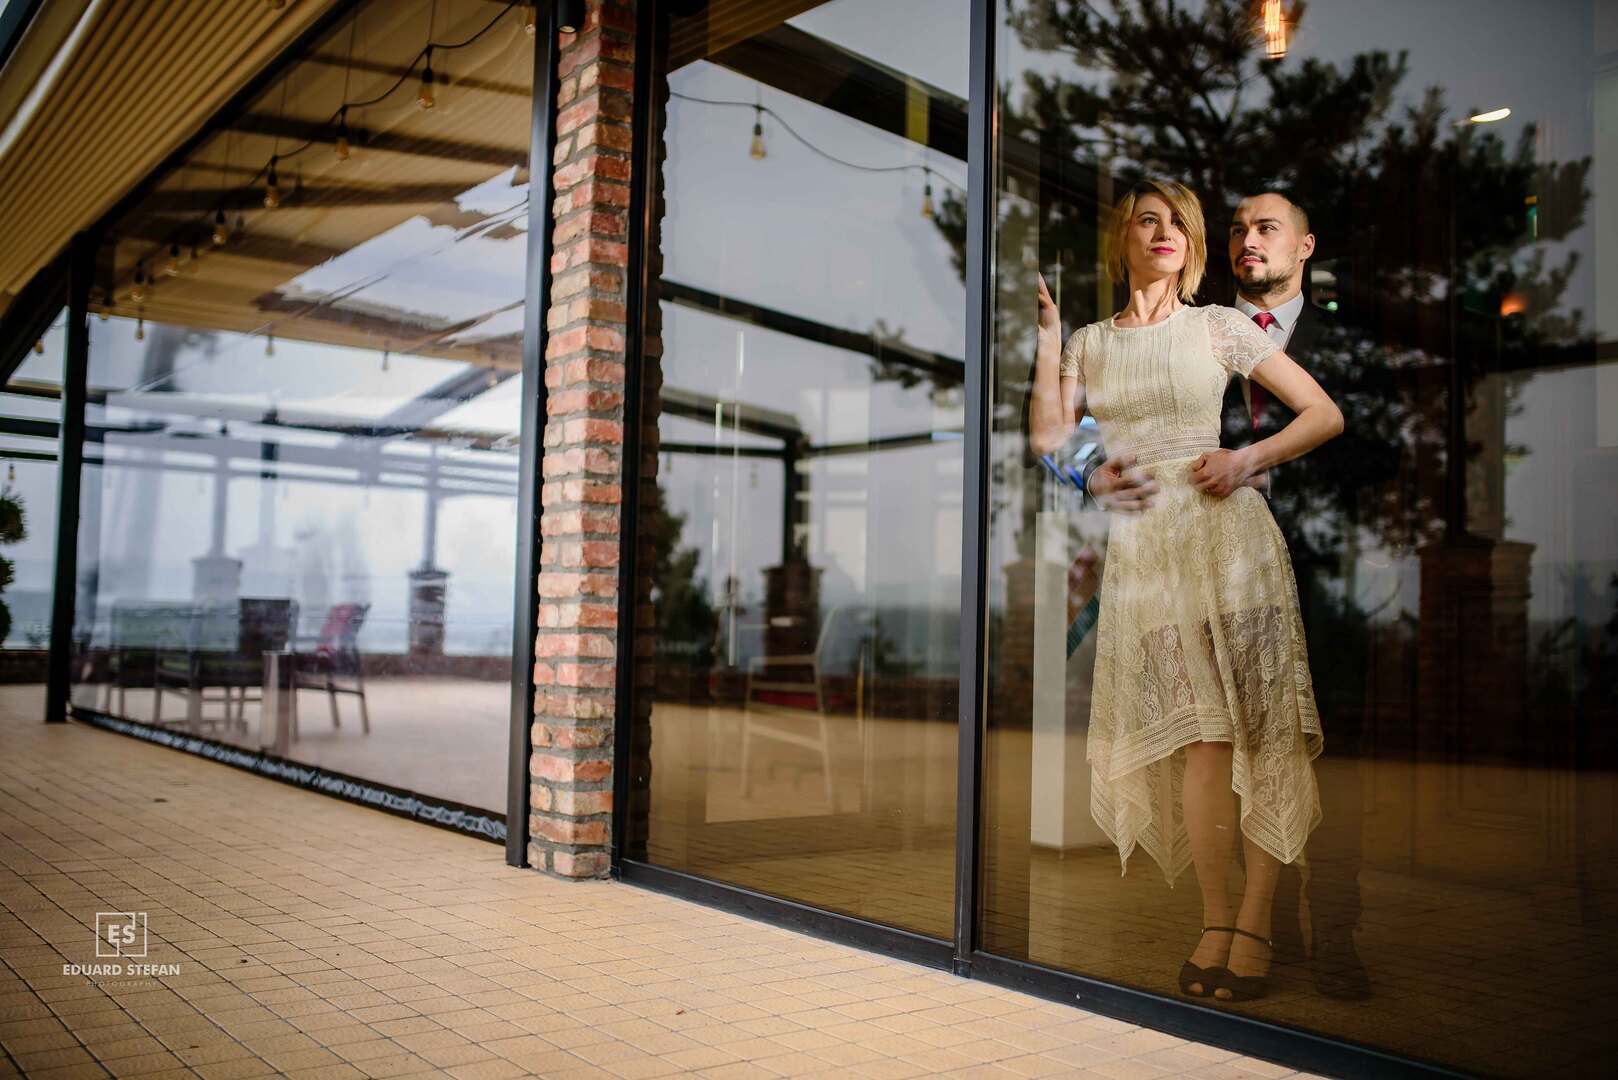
[95,912,147,958]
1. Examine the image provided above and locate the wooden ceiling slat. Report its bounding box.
[0,0,339,305]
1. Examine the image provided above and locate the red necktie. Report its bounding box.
[1249,312,1276,431]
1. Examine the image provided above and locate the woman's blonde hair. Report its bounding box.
[1101,178,1206,302]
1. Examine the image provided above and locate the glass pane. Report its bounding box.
[980,1,1616,1075]
[626,0,970,938]
[1,310,65,651]
[66,0,535,816]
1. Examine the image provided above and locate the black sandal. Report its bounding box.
[1215,927,1274,1002]
[1178,926,1235,998]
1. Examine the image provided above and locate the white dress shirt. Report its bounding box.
[1234,291,1305,350]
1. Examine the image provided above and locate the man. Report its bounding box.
[1089,191,1383,1000]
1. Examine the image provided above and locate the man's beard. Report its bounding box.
[1237,258,1295,298]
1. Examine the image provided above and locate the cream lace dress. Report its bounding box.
[1061,305,1323,883]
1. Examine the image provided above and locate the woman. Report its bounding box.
[1030,178,1343,1002]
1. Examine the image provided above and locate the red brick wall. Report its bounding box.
[531,0,638,878]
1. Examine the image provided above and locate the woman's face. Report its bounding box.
[1125,192,1188,286]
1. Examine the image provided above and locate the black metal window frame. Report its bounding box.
[609,3,1473,1078]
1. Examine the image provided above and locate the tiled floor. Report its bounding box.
[0,686,1322,1080]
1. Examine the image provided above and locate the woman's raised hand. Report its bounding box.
[1036,273,1062,361]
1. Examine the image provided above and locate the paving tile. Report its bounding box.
[0,689,1318,1080]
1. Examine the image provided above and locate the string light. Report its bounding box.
[6,464,13,484]
[417,47,437,110]
[165,241,181,276]
[266,334,276,358]
[131,265,147,304]
[122,1,523,298]
[381,348,391,372]
[1262,0,1287,59]
[135,310,146,341]
[921,169,935,218]
[98,294,112,321]
[749,106,766,160]
[33,340,44,355]
[523,5,537,36]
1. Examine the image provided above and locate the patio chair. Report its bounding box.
[105,600,194,717]
[292,602,371,735]
[739,605,869,812]
[154,598,298,733]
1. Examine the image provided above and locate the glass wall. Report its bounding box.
[625,0,969,938]
[1,311,64,650]
[979,1,1615,1077]
[66,0,535,816]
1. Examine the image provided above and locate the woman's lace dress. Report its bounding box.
[1062,305,1323,882]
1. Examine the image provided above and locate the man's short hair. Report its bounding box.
[1239,190,1310,235]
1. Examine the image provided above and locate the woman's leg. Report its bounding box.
[1219,836,1281,993]
[1182,740,1238,986]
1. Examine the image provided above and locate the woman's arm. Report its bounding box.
[1029,274,1085,456]
[1190,349,1344,497]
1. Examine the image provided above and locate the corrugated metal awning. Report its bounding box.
[0,0,340,317]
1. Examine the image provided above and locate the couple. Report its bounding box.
[1030,179,1351,1004]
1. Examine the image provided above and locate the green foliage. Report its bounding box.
[0,486,26,647]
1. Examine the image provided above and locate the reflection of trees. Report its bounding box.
[970,0,1592,563]
[648,484,719,680]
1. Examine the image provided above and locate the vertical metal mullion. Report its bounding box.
[44,232,94,724]
[953,0,996,973]
[507,4,563,868]
[610,0,660,876]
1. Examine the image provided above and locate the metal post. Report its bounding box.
[953,0,995,974]
[507,0,564,868]
[44,232,94,723]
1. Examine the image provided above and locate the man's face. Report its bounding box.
[1228,194,1314,297]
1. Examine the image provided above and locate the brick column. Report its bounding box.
[530,0,637,878]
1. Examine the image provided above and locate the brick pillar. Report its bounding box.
[530,0,637,878]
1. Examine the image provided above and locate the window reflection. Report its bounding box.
[65,0,534,817]
[628,0,968,938]
[983,1,1616,1075]
[0,312,67,653]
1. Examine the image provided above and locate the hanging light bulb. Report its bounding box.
[487,367,499,387]
[523,5,537,36]
[33,339,44,355]
[6,464,14,484]
[381,348,391,372]
[98,294,112,321]
[265,334,276,358]
[749,106,766,160]
[1262,0,1287,59]
[131,266,147,304]
[264,157,280,209]
[921,171,935,218]
[165,241,181,276]
[417,48,436,110]
[212,208,229,246]
[135,310,146,341]
[334,108,351,161]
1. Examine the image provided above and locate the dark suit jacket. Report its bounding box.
[1219,301,1400,495]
